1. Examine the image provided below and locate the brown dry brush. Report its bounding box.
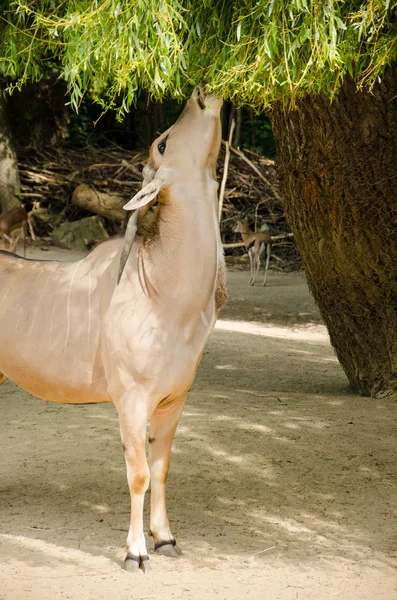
[218,145,300,271]
[16,145,146,237]
[16,144,300,271]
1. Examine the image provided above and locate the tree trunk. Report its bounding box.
[271,66,397,397]
[0,92,21,213]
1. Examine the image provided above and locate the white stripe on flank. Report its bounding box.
[87,258,92,346]
[0,281,13,315]
[28,275,49,337]
[64,262,80,353]
[48,274,63,346]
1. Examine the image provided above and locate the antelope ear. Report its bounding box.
[123,178,163,211]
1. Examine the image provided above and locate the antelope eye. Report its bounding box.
[158,140,166,154]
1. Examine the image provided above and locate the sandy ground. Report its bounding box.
[0,247,396,599]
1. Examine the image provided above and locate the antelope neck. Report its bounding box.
[240,231,255,247]
[143,178,219,308]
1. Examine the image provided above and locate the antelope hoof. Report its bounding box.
[154,539,182,557]
[124,553,151,573]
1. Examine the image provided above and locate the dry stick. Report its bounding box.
[272,232,294,240]
[20,192,45,198]
[222,233,293,250]
[222,241,246,249]
[218,119,236,222]
[251,545,276,557]
[223,142,281,202]
[244,147,275,166]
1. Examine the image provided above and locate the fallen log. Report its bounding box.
[72,183,125,221]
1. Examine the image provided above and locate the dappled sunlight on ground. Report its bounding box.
[216,318,327,342]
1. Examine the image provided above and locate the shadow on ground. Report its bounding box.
[1,317,396,580]
[222,270,323,326]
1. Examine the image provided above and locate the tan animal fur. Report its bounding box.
[0,87,226,571]
[234,218,272,286]
[0,206,28,256]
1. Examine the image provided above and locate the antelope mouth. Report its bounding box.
[197,94,205,110]
[197,81,207,109]
[192,83,223,113]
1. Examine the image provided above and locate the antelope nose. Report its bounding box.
[191,84,206,109]
[191,84,223,112]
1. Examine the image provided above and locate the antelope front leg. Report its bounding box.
[115,397,151,572]
[253,252,261,286]
[248,249,254,285]
[149,395,185,557]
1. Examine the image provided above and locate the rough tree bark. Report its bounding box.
[0,92,21,213]
[272,65,397,398]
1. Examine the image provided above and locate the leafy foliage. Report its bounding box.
[1,1,397,116]
[241,111,275,157]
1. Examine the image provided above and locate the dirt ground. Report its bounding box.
[1,247,396,599]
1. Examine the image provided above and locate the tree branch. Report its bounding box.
[218,119,235,222]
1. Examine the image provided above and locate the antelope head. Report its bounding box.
[233,215,250,234]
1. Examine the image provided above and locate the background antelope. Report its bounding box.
[234,217,272,286]
[0,206,39,256]
[0,86,227,572]
[0,206,28,256]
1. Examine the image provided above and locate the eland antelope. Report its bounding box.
[0,86,227,571]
